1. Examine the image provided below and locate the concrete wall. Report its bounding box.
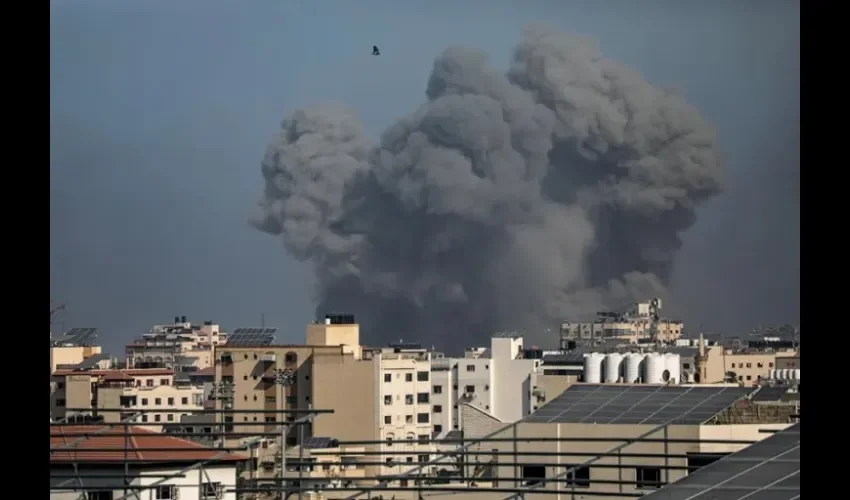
[50,346,102,373]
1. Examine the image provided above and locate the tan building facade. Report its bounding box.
[50,345,102,373]
[50,368,203,430]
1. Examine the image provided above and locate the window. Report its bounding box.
[405,394,414,405]
[167,397,174,406]
[730,363,736,368]
[384,395,393,405]
[769,362,774,368]
[406,415,413,424]
[87,492,113,500]
[418,454,430,462]
[417,413,429,424]
[682,363,691,369]
[167,414,174,422]
[433,405,442,413]
[160,378,170,386]
[141,415,148,422]
[243,375,248,380]
[466,364,476,372]
[286,396,297,404]
[757,362,764,368]
[417,371,429,382]
[406,456,413,463]
[417,393,430,404]
[433,385,442,394]
[484,385,490,391]
[384,416,391,424]
[564,465,590,487]
[384,374,392,383]
[155,485,175,499]
[746,363,752,368]
[56,398,66,407]
[265,416,276,423]
[464,385,475,393]
[522,465,546,486]
[155,398,162,406]
[405,373,413,382]
[181,397,188,405]
[418,434,429,444]
[285,352,297,363]
[202,482,222,499]
[57,382,65,389]
[434,424,442,433]
[746,375,752,381]
[146,379,154,387]
[636,467,662,489]
[154,415,161,422]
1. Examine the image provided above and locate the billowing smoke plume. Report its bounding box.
[253,25,723,349]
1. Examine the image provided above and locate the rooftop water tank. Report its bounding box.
[583,353,604,383]
[794,369,800,381]
[664,353,681,384]
[604,353,624,383]
[645,353,666,384]
[625,353,645,383]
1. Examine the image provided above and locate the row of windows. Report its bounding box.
[85,482,221,500]
[730,361,773,369]
[383,413,430,424]
[383,393,430,405]
[432,384,488,394]
[383,371,430,383]
[139,396,191,406]
[521,464,662,489]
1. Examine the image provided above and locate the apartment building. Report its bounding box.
[50,368,204,430]
[695,340,799,385]
[367,343,435,476]
[430,333,541,433]
[560,298,683,343]
[125,316,227,372]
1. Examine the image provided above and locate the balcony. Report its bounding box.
[260,353,277,363]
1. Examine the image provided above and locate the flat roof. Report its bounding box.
[642,423,800,499]
[526,384,751,425]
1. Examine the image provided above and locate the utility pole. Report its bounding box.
[274,368,295,500]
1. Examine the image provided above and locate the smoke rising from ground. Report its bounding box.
[253,25,723,349]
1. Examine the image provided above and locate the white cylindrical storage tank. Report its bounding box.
[625,353,645,383]
[794,369,800,380]
[664,353,681,384]
[769,369,777,380]
[645,353,665,384]
[583,353,604,383]
[782,369,791,380]
[604,353,624,383]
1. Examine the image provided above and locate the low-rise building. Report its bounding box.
[559,298,683,344]
[125,317,228,372]
[50,424,245,500]
[51,368,204,430]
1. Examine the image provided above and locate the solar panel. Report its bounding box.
[55,328,98,346]
[641,423,800,500]
[752,386,789,402]
[526,384,751,425]
[227,328,276,346]
[302,437,338,449]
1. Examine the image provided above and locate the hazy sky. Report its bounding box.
[50,0,800,354]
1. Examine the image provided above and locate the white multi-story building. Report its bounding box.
[430,333,541,434]
[374,343,435,476]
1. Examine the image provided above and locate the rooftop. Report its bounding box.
[50,425,245,463]
[492,331,523,339]
[53,368,174,378]
[527,384,751,425]
[642,423,800,499]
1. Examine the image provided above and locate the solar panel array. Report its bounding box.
[233,328,278,335]
[752,386,789,402]
[227,328,277,346]
[56,328,98,346]
[526,384,751,425]
[301,437,339,449]
[642,423,800,500]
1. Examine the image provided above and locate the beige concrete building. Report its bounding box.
[695,338,800,386]
[50,345,103,374]
[50,368,204,430]
[125,317,227,371]
[560,299,683,344]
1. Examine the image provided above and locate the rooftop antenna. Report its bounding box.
[50,300,66,342]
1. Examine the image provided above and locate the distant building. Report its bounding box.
[125,317,227,372]
[50,368,204,430]
[560,298,683,344]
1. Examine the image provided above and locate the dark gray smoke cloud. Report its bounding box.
[252,25,723,349]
